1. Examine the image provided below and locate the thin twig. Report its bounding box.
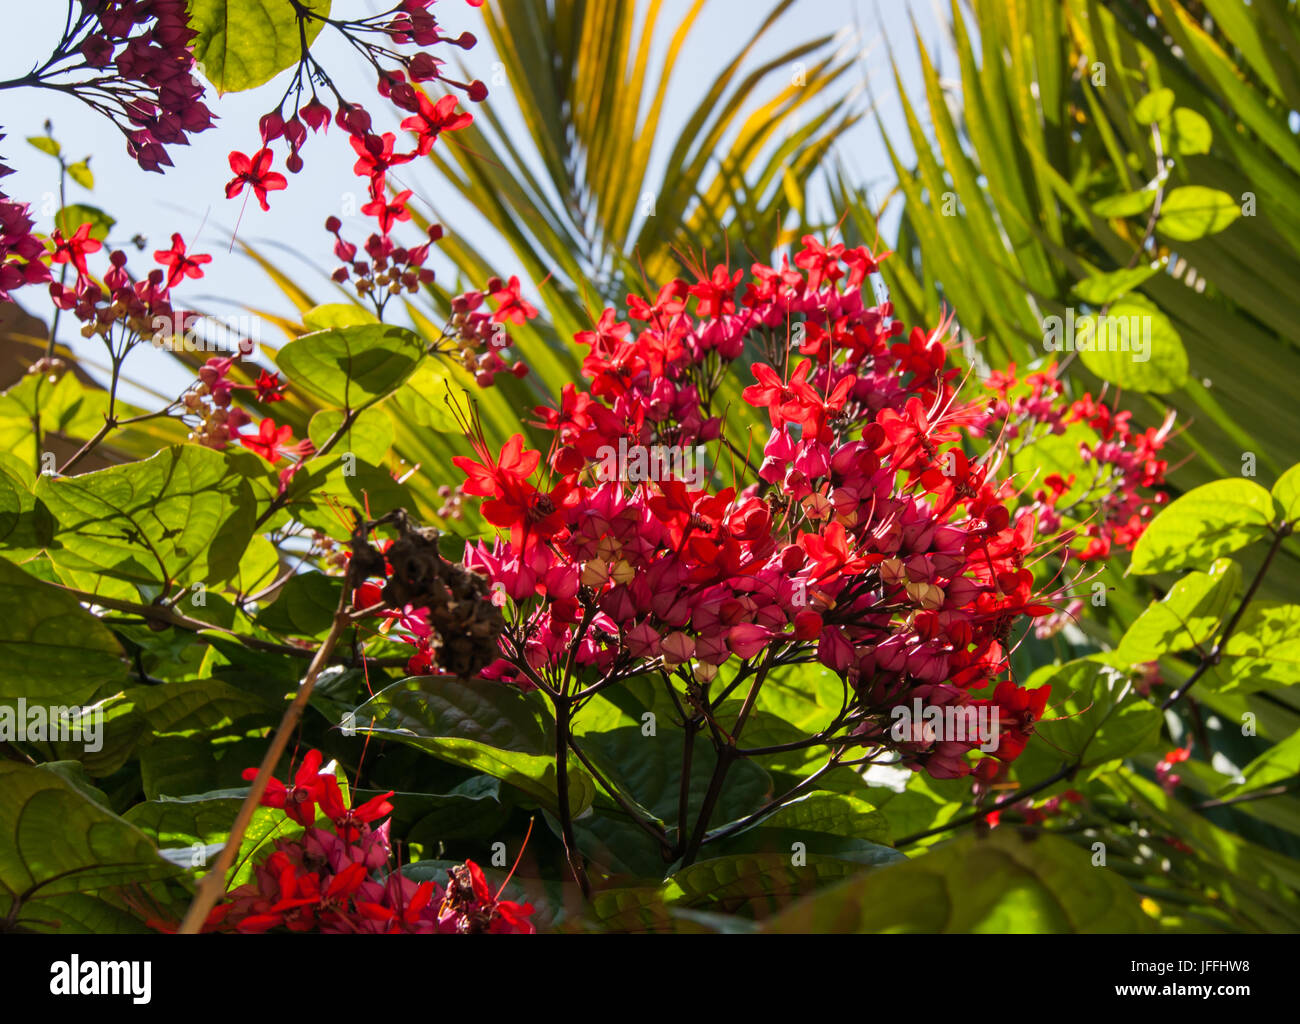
[177,583,354,933]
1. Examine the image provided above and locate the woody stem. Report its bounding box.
[552,696,591,899]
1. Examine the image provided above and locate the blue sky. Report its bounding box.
[1,0,954,401]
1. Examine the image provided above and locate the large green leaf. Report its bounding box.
[1129,479,1276,575]
[1207,602,1300,694]
[762,830,1153,933]
[1028,658,1162,772]
[1156,186,1241,241]
[354,676,595,817]
[0,762,185,933]
[1077,295,1188,393]
[1273,462,1300,522]
[307,406,394,464]
[36,445,257,587]
[276,324,423,409]
[1115,557,1242,663]
[124,678,280,734]
[187,0,330,94]
[0,556,124,705]
[0,453,54,559]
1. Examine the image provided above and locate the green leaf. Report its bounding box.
[1030,658,1161,770]
[125,677,279,734]
[54,203,114,241]
[0,453,55,559]
[187,0,331,94]
[581,723,769,833]
[709,791,893,859]
[277,324,423,408]
[1091,189,1156,218]
[388,361,461,433]
[1134,88,1175,124]
[1272,463,1300,523]
[27,135,60,157]
[37,445,258,588]
[1070,262,1162,306]
[308,406,394,464]
[666,845,901,913]
[1218,731,1300,800]
[762,830,1154,933]
[1077,295,1188,393]
[226,532,280,596]
[1171,107,1212,155]
[67,159,94,190]
[288,455,414,538]
[1157,186,1241,241]
[399,777,511,845]
[0,373,109,445]
[354,676,596,817]
[0,555,124,705]
[301,303,378,331]
[1130,478,1275,574]
[1209,603,1300,694]
[1115,558,1242,663]
[255,571,342,636]
[0,761,185,933]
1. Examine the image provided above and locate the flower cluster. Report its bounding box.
[191,750,534,934]
[441,276,535,386]
[975,362,1174,561]
[18,0,215,173]
[404,238,1179,781]
[1155,745,1191,793]
[326,216,440,319]
[47,226,195,339]
[0,139,51,302]
[379,237,1173,781]
[984,788,1085,829]
[227,0,480,215]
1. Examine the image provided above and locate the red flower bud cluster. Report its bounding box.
[47,227,207,342]
[185,750,535,934]
[48,0,214,172]
[326,216,441,319]
[442,276,535,386]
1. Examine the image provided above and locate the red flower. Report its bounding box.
[797,521,880,584]
[349,132,414,186]
[986,681,1051,761]
[400,93,473,155]
[361,188,413,233]
[153,232,211,288]
[489,275,538,325]
[246,749,327,826]
[239,418,313,464]
[793,234,845,292]
[452,433,540,498]
[689,264,742,319]
[742,361,815,429]
[482,476,575,552]
[49,223,102,281]
[225,148,287,211]
[255,370,286,403]
[319,777,394,843]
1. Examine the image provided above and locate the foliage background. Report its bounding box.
[2,0,1299,934]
